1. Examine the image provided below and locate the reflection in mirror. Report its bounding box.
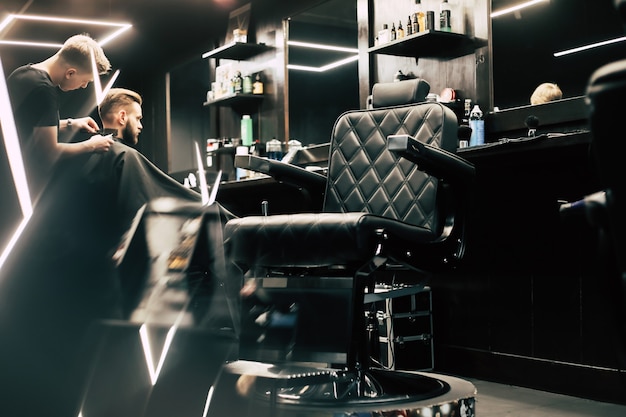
[287,0,358,146]
[492,0,626,109]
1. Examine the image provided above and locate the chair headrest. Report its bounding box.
[371,78,431,108]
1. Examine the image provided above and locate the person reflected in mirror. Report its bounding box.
[530,82,563,105]
[7,33,115,202]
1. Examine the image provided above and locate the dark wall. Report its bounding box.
[288,19,359,145]
[492,0,626,109]
[289,63,359,145]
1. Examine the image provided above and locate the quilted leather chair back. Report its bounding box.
[323,102,458,234]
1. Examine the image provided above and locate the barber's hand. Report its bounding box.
[86,134,115,153]
[74,117,100,134]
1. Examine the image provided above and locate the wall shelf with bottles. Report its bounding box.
[368,30,486,60]
[202,42,273,61]
[203,93,263,107]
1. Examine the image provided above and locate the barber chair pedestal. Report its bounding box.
[206,360,476,417]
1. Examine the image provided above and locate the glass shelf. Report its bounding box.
[368,30,485,60]
[202,42,273,61]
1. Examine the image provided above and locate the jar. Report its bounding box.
[266,139,283,160]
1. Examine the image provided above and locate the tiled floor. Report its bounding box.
[470,378,626,417]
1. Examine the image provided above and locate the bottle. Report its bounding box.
[406,16,413,36]
[378,24,390,44]
[440,0,452,32]
[412,13,419,34]
[242,73,253,94]
[236,145,250,181]
[397,21,404,39]
[233,71,243,94]
[469,104,484,147]
[241,115,253,146]
[390,22,396,41]
[252,73,264,95]
[463,98,472,123]
[266,138,283,161]
[415,0,425,32]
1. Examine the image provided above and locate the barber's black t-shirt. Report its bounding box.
[7,64,60,196]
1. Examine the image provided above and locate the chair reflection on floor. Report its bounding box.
[207,79,478,416]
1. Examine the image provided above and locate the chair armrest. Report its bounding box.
[387,134,475,184]
[234,154,327,194]
[388,134,475,263]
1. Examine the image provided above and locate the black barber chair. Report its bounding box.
[214,79,476,414]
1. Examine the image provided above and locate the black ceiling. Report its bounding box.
[0,0,248,77]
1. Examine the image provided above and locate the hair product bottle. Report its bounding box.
[440,0,452,32]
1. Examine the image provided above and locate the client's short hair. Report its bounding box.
[530,82,563,105]
[99,88,143,123]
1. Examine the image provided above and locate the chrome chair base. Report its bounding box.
[206,360,477,416]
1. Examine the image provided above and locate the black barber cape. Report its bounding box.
[0,139,231,416]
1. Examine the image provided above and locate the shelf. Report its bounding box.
[202,42,273,61]
[368,30,486,60]
[203,93,263,107]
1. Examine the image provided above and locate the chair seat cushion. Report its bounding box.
[224,212,437,268]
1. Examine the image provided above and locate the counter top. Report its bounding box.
[457,130,591,160]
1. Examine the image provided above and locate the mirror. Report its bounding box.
[286,0,358,146]
[492,0,626,109]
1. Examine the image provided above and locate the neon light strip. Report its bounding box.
[98,25,132,47]
[194,142,209,205]
[287,40,358,53]
[139,324,178,386]
[0,217,31,272]
[0,15,15,33]
[90,48,121,105]
[554,36,626,57]
[0,56,32,215]
[0,40,63,48]
[0,14,132,47]
[491,0,549,18]
[4,13,131,28]
[202,386,215,417]
[0,55,33,271]
[288,54,359,72]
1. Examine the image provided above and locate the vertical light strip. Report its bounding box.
[0,55,33,272]
[139,324,157,384]
[195,142,209,205]
[202,386,215,417]
[90,48,104,104]
[0,56,31,216]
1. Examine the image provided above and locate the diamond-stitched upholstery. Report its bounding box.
[324,102,458,229]
[225,102,458,268]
